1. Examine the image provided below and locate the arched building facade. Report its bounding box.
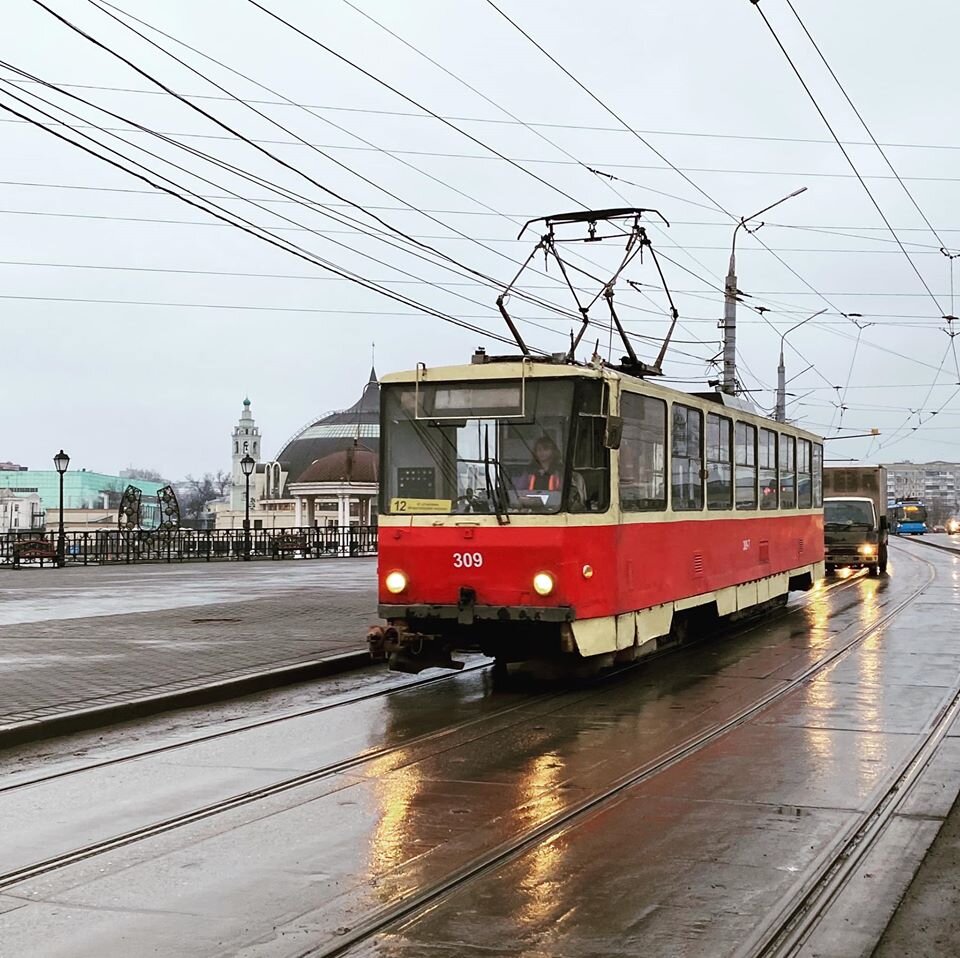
[213,368,381,530]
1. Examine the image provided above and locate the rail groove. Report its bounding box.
[303,552,935,957]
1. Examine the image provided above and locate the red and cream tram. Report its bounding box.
[370,352,824,673]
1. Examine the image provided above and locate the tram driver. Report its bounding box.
[515,435,587,509]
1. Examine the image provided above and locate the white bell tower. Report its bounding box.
[231,397,261,511]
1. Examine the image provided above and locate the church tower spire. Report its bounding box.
[231,397,261,511]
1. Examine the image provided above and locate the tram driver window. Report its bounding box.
[568,382,610,513]
[779,434,796,508]
[759,428,778,510]
[619,393,666,511]
[671,404,703,511]
[797,439,813,508]
[735,422,758,510]
[706,413,732,510]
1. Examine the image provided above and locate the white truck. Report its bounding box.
[823,466,888,576]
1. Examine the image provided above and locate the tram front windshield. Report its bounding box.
[382,379,597,515]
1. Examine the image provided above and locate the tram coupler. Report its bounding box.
[389,646,465,674]
[367,624,405,662]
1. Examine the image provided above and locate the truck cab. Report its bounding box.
[823,496,887,575]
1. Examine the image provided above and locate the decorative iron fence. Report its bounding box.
[0,525,378,568]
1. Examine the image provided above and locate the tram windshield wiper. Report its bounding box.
[482,424,510,525]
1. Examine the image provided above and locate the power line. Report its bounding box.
[87,0,603,315]
[0,87,528,350]
[0,204,940,253]
[15,178,960,240]
[782,0,953,256]
[0,58,600,328]
[750,0,944,316]
[483,0,732,219]
[1,69,710,363]
[87,0,710,362]
[32,0,524,292]
[236,0,709,362]
[0,72,558,327]
[11,75,960,155]
[242,0,586,209]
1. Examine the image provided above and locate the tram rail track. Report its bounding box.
[738,544,956,958]
[304,548,935,958]
[5,567,863,796]
[0,660,492,795]
[0,568,869,897]
[742,680,960,958]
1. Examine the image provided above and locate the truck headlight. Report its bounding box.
[858,544,877,556]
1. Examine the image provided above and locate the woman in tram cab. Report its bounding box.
[516,435,587,507]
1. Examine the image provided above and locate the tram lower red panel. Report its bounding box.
[378,515,824,619]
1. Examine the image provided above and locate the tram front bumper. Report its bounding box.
[378,603,574,624]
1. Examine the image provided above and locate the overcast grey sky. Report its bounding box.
[4,0,959,478]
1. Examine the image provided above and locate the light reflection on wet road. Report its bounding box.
[0,541,955,957]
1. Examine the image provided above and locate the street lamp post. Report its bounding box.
[53,449,70,568]
[776,309,827,421]
[241,454,255,561]
[723,187,808,395]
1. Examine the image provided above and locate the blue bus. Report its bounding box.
[892,499,928,535]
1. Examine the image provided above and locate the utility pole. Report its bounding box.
[721,187,807,396]
[775,308,826,421]
[722,258,739,395]
[776,348,787,422]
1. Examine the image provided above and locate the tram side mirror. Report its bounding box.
[604,415,623,449]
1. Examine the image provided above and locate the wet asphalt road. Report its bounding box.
[0,541,957,957]
[0,560,375,626]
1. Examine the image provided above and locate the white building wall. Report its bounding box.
[0,491,43,533]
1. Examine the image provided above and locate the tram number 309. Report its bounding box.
[453,552,484,569]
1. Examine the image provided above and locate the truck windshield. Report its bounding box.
[382,378,588,515]
[824,499,876,527]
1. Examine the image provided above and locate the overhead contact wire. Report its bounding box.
[750,0,944,315]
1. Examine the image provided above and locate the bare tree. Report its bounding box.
[122,466,168,483]
[181,472,230,519]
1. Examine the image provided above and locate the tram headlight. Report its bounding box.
[858,544,877,556]
[532,571,555,596]
[385,570,408,594]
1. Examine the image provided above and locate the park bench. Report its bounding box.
[270,534,308,558]
[12,539,58,569]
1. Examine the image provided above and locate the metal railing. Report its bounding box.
[0,525,378,568]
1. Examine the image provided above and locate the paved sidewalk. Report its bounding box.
[0,559,378,742]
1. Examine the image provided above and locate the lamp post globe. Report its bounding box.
[53,449,70,568]
[240,454,255,561]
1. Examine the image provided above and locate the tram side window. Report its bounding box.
[619,393,667,511]
[706,413,732,510]
[759,428,778,510]
[735,422,758,510]
[780,435,796,508]
[671,404,703,511]
[813,443,823,507]
[798,439,813,508]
